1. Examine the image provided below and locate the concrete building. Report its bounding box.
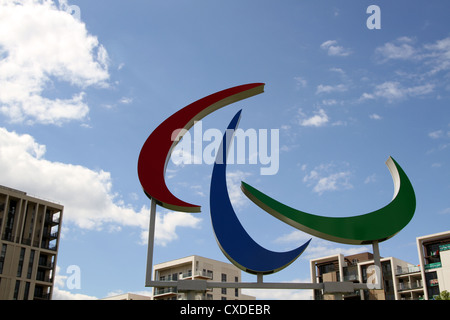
[102,293,152,300]
[152,255,255,300]
[310,230,450,300]
[0,185,63,300]
[417,230,450,300]
[310,252,422,300]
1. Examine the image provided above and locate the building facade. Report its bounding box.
[102,293,152,300]
[416,230,450,300]
[152,255,255,300]
[310,252,422,300]
[310,230,450,300]
[0,185,63,300]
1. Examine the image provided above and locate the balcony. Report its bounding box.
[42,232,58,240]
[38,259,54,269]
[344,274,359,282]
[180,270,212,280]
[36,276,53,284]
[397,281,423,291]
[396,266,421,275]
[45,216,60,226]
[153,287,178,299]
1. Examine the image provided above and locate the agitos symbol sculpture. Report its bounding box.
[138,83,416,293]
[209,109,311,274]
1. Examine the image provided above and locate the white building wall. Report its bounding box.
[437,249,450,292]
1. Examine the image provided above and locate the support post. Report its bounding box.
[257,273,263,284]
[372,240,383,290]
[145,198,157,286]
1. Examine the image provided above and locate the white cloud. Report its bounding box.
[424,37,450,74]
[275,230,312,244]
[375,37,418,61]
[316,84,348,94]
[226,170,252,209]
[297,109,329,127]
[242,278,314,300]
[140,211,202,247]
[374,81,406,101]
[320,40,352,57]
[369,114,382,120]
[0,0,110,125]
[364,174,377,184]
[359,93,375,101]
[275,231,370,260]
[362,81,434,103]
[0,127,201,245]
[376,36,450,75]
[119,97,133,105]
[321,99,338,106]
[329,67,345,75]
[294,76,307,88]
[303,163,353,195]
[52,266,98,300]
[53,287,98,300]
[429,130,444,139]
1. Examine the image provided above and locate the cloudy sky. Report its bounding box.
[1,0,450,300]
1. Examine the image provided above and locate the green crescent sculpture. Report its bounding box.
[241,157,416,245]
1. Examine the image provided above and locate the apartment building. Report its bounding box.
[310,252,421,300]
[152,255,255,300]
[310,230,450,300]
[0,185,63,300]
[102,293,152,300]
[417,230,450,300]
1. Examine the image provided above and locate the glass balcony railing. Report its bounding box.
[397,281,423,291]
[344,274,359,281]
[396,266,421,275]
[181,270,212,279]
[154,287,177,296]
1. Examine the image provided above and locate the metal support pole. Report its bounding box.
[372,240,383,290]
[257,273,263,284]
[145,198,157,286]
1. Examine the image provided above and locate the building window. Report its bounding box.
[4,200,17,242]
[221,288,227,295]
[24,282,30,300]
[0,244,7,274]
[36,269,45,282]
[221,273,227,282]
[235,288,239,297]
[27,250,35,279]
[17,247,25,277]
[13,280,20,300]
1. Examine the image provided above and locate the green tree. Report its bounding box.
[435,290,450,300]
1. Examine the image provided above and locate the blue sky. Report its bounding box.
[1,0,450,299]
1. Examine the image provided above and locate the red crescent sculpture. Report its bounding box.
[137,83,265,212]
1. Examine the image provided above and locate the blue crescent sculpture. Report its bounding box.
[209,110,311,274]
